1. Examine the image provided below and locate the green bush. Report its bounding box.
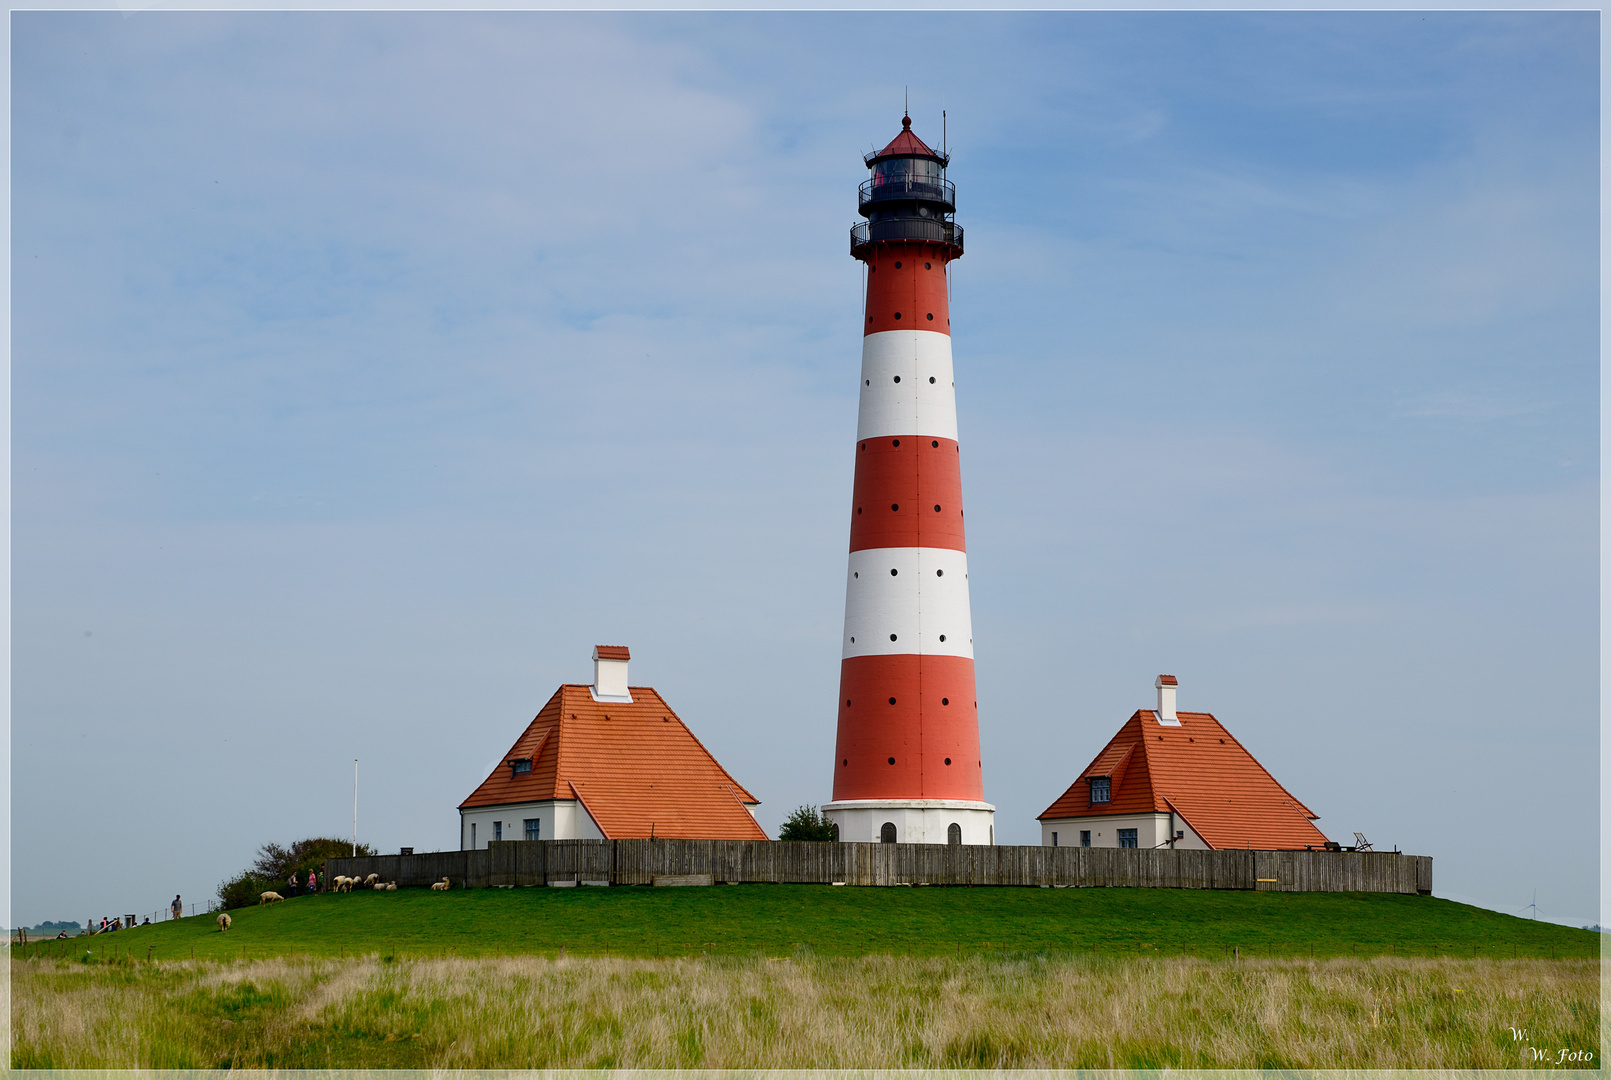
[218,837,378,908]
[777,805,837,842]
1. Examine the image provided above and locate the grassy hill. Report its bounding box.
[15,884,1598,963]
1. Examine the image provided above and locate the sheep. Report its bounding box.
[364,873,380,886]
[259,891,284,906]
[373,882,386,891]
[385,882,397,891]
[333,875,353,892]
[430,878,451,891]
[217,912,232,931]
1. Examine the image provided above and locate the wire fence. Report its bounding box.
[11,900,221,943]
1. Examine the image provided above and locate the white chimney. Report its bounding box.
[591,645,633,703]
[1155,674,1179,725]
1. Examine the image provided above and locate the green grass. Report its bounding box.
[15,885,1598,963]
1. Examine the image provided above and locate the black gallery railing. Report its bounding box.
[851,218,964,253]
[859,175,956,212]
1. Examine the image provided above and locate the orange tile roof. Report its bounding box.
[593,645,630,660]
[460,684,767,841]
[1039,709,1327,850]
[1157,674,1178,686]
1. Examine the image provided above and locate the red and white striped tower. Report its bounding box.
[823,115,995,846]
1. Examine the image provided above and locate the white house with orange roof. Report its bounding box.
[1038,675,1328,851]
[458,646,767,847]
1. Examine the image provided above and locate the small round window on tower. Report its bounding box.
[929,378,936,385]
[890,568,898,576]
[891,503,899,511]
[926,313,934,321]
[936,569,943,577]
[892,439,900,447]
[894,312,902,320]
[944,757,951,764]
[892,375,901,383]
[939,634,946,642]
[942,697,950,705]
[894,262,902,269]
[888,757,896,765]
[889,633,897,641]
[925,262,932,269]
[888,697,897,705]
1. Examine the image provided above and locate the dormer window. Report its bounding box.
[1088,776,1111,803]
[507,758,532,775]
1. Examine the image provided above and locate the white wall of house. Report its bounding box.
[460,799,605,848]
[1040,812,1208,850]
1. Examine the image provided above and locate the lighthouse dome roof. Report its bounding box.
[866,115,948,166]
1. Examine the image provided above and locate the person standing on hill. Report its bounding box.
[307,869,317,894]
[288,871,299,897]
[171,895,182,921]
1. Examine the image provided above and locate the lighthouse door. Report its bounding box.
[880,822,897,844]
[947,823,962,845]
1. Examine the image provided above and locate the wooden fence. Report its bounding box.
[327,840,1431,895]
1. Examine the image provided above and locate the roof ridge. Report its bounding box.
[664,702,761,804]
[567,779,609,840]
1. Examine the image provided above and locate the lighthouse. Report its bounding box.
[822,115,996,846]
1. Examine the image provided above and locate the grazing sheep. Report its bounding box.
[430,878,450,891]
[259,891,284,906]
[364,873,380,886]
[334,875,353,892]
[217,912,232,931]
[373,882,386,891]
[385,882,397,891]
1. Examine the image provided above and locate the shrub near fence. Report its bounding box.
[328,840,1431,895]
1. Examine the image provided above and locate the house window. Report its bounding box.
[1051,831,1058,847]
[880,822,897,844]
[493,821,502,842]
[470,823,476,848]
[948,823,961,845]
[1118,829,1138,848]
[1088,777,1111,803]
[1080,830,1091,847]
[509,758,532,774]
[524,818,540,841]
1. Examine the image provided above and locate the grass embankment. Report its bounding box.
[15,885,1598,962]
[12,953,1598,1068]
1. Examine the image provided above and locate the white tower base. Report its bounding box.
[823,799,996,846]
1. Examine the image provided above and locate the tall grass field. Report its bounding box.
[12,953,1598,1069]
[12,886,1600,1068]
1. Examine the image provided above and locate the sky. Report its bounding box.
[9,11,1599,929]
